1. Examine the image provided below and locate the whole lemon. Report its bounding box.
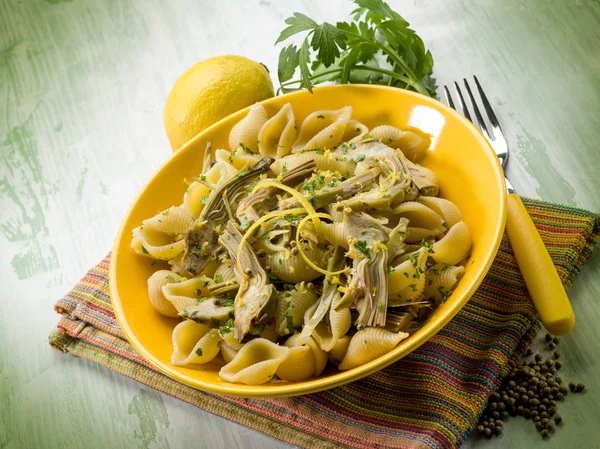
[164,55,274,151]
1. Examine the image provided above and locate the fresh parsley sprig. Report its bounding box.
[275,0,435,96]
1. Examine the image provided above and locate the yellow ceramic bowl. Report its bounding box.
[110,84,506,397]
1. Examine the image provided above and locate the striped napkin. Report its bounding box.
[49,198,599,449]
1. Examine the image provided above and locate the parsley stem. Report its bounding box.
[280,68,344,87]
[352,65,425,93]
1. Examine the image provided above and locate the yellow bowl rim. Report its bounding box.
[110,84,507,397]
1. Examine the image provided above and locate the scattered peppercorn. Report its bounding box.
[291,247,299,256]
[569,382,576,391]
[541,429,549,438]
[244,268,252,276]
[553,351,561,359]
[552,337,560,344]
[576,383,585,392]
[554,415,562,425]
[545,333,553,342]
[549,342,556,350]
[257,249,266,257]
[526,348,534,356]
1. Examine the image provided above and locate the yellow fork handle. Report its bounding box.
[505,193,575,335]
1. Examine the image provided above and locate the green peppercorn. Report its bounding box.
[541,429,549,438]
[552,337,560,344]
[545,333,552,342]
[535,353,543,361]
[526,348,534,356]
[554,415,562,424]
[477,425,484,433]
[549,342,556,350]
[576,383,585,392]
[546,423,555,432]
[556,393,564,400]
[555,376,563,384]
[541,418,549,425]
[484,428,492,438]
[553,351,560,359]
[508,380,516,388]
[555,361,563,370]
[495,426,503,435]
[569,382,576,391]
[535,421,543,430]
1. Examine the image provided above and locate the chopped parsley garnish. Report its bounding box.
[303,180,317,193]
[151,259,159,266]
[285,315,295,333]
[327,180,336,187]
[421,239,435,254]
[239,143,257,155]
[315,149,325,155]
[201,196,209,204]
[409,283,418,292]
[214,274,223,283]
[219,318,234,335]
[284,214,300,224]
[222,297,235,307]
[200,175,207,181]
[161,209,169,216]
[141,246,149,255]
[354,154,366,163]
[236,170,246,178]
[387,265,395,274]
[166,275,181,283]
[282,163,288,174]
[195,348,203,357]
[354,240,371,259]
[240,216,250,230]
[268,273,280,281]
[349,143,357,150]
[317,114,325,119]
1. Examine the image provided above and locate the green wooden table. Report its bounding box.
[2,0,599,448]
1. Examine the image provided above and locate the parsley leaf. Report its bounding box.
[275,12,317,44]
[354,154,366,163]
[214,274,223,284]
[354,240,371,259]
[275,0,435,96]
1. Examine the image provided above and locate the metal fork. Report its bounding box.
[444,77,575,336]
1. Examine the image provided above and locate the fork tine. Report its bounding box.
[443,85,455,110]
[474,75,503,134]
[463,78,492,141]
[453,82,472,122]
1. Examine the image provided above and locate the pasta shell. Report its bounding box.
[265,246,325,283]
[162,276,212,313]
[270,151,356,176]
[228,103,268,152]
[258,103,297,158]
[388,247,428,302]
[215,148,261,171]
[184,160,237,218]
[328,335,351,365]
[416,196,462,228]
[275,283,319,336]
[328,306,351,349]
[260,324,279,342]
[218,338,290,385]
[285,334,328,377]
[276,345,314,381]
[393,201,445,243]
[292,106,352,153]
[221,341,239,364]
[220,328,244,350]
[171,320,222,366]
[369,125,428,161]
[341,119,369,143]
[147,270,184,317]
[143,206,195,235]
[214,260,236,282]
[338,328,408,370]
[431,221,472,265]
[131,226,186,260]
[320,222,349,249]
[423,264,465,302]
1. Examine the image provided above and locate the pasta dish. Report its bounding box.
[131,104,471,385]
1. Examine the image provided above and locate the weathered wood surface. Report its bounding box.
[1,0,599,448]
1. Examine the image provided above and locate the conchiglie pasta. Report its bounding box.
[388,247,429,303]
[264,246,325,283]
[218,338,290,385]
[213,260,236,282]
[423,264,465,302]
[276,334,327,381]
[258,103,296,158]
[184,160,238,218]
[147,270,184,317]
[143,206,195,235]
[292,106,352,153]
[393,201,445,243]
[215,148,261,172]
[369,125,429,161]
[131,226,186,260]
[341,119,369,143]
[270,151,356,176]
[416,196,462,228]
[338,328,408,370]
[171,320,222,366]
[229,103,268,152]
[328,335,351,365]
[275,283,319,335]
[221,342,239,364]
[162,276,212,313]
[319,222,349,249]
[431,221,472,265]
